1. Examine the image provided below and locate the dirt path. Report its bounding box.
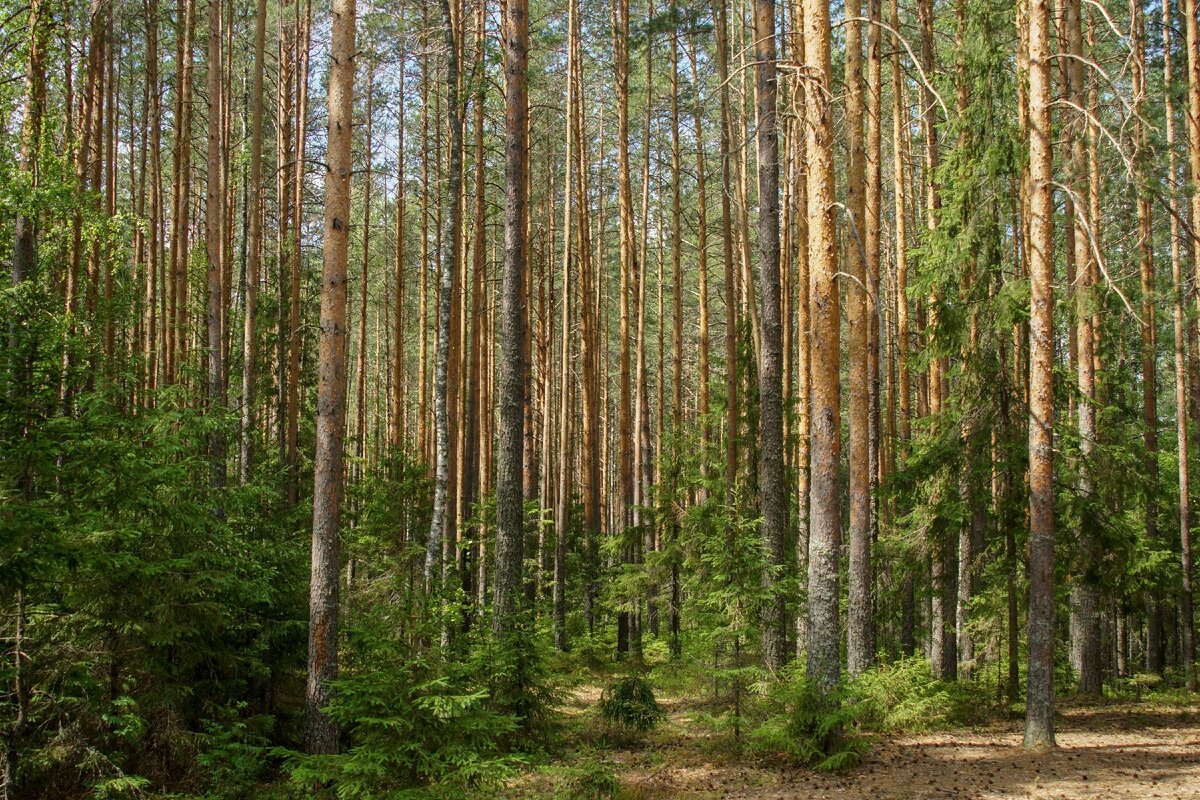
[552,689,1200,799]
[617,705,1200,799]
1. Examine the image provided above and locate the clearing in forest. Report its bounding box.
[515,689,1200,799]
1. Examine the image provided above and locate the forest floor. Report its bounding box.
[513,684,1200,799]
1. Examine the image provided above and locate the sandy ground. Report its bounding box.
[530,689,1200,799]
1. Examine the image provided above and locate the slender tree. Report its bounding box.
[494,0,530,633]
[844,0,872,677]
[1024,0,1055,748]
[240,0,267,482]
[305,0,355,754]
[754,0,787,671]
[804,0,841,696]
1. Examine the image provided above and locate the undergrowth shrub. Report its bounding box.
[750,673,867,771]
[598,676,666,734]
[752,658,996,771]
[546,758,620,800]
[849,657,990,732]
[472,621,561,744]
[280,656,519,799]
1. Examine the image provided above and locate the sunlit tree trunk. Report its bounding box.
[305,0,355,754]
[804,0,841,696]
[573,1,600,633]
[428,0,463,606]
[844,0,872,677]
[1024,0,1055,748]
[167,0,195,385]
[890,0,915,658]
[1066,0,1101,696]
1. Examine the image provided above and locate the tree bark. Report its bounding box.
[845,0,872,677]
[305,0,355,754]
[205,0,227,496]
[1165,0,1195,693]
[754,0,787,672]
[240,0,267,483]
[804,0,841,696]
[428,0,463,610]
[1024,0,1056,748]
[1067,0,1101,696]
[494,0,530,634]
[1132,0,1163,675]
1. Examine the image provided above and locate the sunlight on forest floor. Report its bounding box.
[514,688,1200,799]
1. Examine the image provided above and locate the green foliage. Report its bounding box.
[750,672,867,772]
[546,758,620,800]
[753,659,996,771]
[195,704,275,800]
[281,656,519,800]
[470,620,561,744]
[848,658,992,732]
[597,676,666,734]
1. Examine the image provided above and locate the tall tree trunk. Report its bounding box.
[391,44,407,451]
[356,63,374,509]
[1132,0,1163,675]
[1024,0,1056,748]
[305,0,355,754]
[145,0,162,396]
[755,0,787,671]
[555,36,574,649]
[12,0,46,308]
[804,0,841,696]
[1165,0,1196,693]
[428,0,463,601]
[713,0,737,516]
[417,31,430,464]
[167,0,195,385]
[205,0,227,495]
[918,0,955,680]
[845,0,872,677]
[240,0,267,482]
[494,0,530,633]
[667,5,684,659]
[891,0,915,658]
[461,2,486,618]
[614,0,635,656]
[689,31,711,503]
[788,0,811,658]
[1067,0,1101,696]
[573,0,600,633]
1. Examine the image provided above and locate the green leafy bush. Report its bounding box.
[598,676,666,734]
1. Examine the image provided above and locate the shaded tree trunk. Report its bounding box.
[754,0,787,672]
[240,0,267,483]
